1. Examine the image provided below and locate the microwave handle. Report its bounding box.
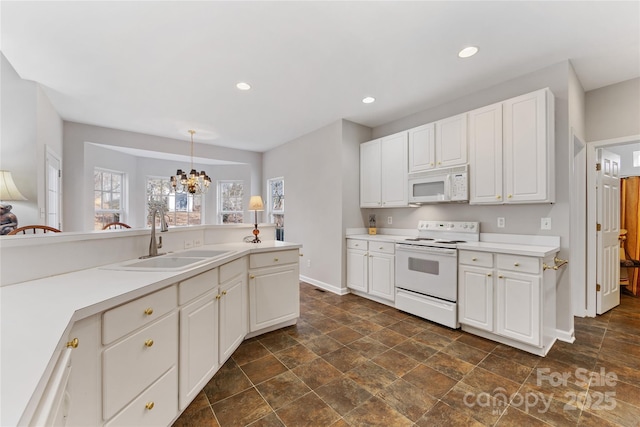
[444,174,452,201]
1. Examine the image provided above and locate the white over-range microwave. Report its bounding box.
[408,165,469,204]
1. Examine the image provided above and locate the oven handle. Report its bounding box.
[395,244,457,256]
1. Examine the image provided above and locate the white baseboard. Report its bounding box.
[299,275,348,295]
[556,328,575,343]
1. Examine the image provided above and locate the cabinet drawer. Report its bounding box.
[105,366,178,427]
[178,268,218,305]
[368,241,395,255]
[497,254,540,274]
[249,250,298,269]
[220,257,246,283]
[459,250,493,268]
[103,312,178,419]
[347,239,368,250]
[103,285,177,345]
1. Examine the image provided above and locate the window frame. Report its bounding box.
[145,176,204,227]
[94,168,126,230]
[267,177,284,241]
[217,180,244,224]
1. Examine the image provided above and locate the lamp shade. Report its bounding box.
[0,171,27,201]
[248,196,264,211]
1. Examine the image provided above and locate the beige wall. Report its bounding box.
[586,77,640,142]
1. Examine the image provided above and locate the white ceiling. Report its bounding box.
[2,1,639,153]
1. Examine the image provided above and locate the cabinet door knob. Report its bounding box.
[498,275,504,279]
[508,194,513,199]
[379,247,384,250]
[144,308,154,316]
[496,195,501,199]
[437,161,441,165]
[472,257,477,261]
[274,258,279,262]
[216,294,221,300]
[222,290,227,296]
[66,338,79,349]
[144,339,154,347]
[430,163,434,166]
[249,274,255,279]
[145,402,155,410]
[299,253,303,257]
[514,262,520,267]
[487,273,492,277]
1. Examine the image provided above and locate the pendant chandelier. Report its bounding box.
[170,129,211,194]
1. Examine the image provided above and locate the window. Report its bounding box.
[94,169,125,230]
[146,177,202,227]
[218,181,244,224]
[268,177,284,241]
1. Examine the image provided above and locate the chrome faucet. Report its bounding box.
[144,201,168,258]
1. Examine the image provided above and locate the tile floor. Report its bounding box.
[173,283,640,426]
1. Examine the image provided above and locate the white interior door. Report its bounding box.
[46,148,62,229]
[596,148,620,314]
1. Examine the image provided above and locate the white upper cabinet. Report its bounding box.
[503,89,555,203]
[360,131,408,208]
[409,114,467,173]
[408,123,435,172]
[435,113,468,168]
[469,102,503,204]
[469,88,555,204]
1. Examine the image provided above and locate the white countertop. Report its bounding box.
[0,240,301,427]
[346,232,560,258]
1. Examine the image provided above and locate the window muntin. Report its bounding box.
[94,169,125,230]
[218,180,244,224]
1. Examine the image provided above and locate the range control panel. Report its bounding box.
[417,221,479,232]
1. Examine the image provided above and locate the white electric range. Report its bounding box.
[395,221,479,328]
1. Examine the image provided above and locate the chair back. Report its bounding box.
[8,225,61,235]
[102,222,131,230]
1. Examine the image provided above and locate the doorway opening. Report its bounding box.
[586,135,640,317]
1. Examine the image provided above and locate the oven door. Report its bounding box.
[395,244,457,302]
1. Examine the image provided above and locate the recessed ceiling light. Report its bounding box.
[236,82,251,91]
[458,46,479,58]
[362,96,376,104]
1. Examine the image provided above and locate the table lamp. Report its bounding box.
[0,170,27,235]
[249,196,264,243]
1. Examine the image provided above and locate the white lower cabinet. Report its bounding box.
[458,249,556,355]
[178,269,219,411]
[219,258,248,362]
[248,249,300,332]
[28,248,300,426]
[346,239,395,303]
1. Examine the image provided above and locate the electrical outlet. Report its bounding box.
[307,259,311,268]
[184,240,194,249]
[387,216,393,225]
[541,217,552,230]
[497,217,505,228]
[194,239,202,247]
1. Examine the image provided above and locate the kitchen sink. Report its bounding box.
[173,249,232,258]
[104,256,210,271]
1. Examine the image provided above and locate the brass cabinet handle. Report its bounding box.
[144,308,154,316]
[487,273,492,277]
[144,339,154,347]
[430,162,434,166]
[354,243,359,247]
[379,247,384,250]
[472,257,477,261]
[66,338,79,349]
[437,161,441,165]
[508,194,513,199]
[215,294,221,300]
[145,402,154,410]
[496,195,501,199]
[498,275,504,279]
[514,263,520,267]
[299,253,303,257]
[222,290,227,296]
[249,274,255,279]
